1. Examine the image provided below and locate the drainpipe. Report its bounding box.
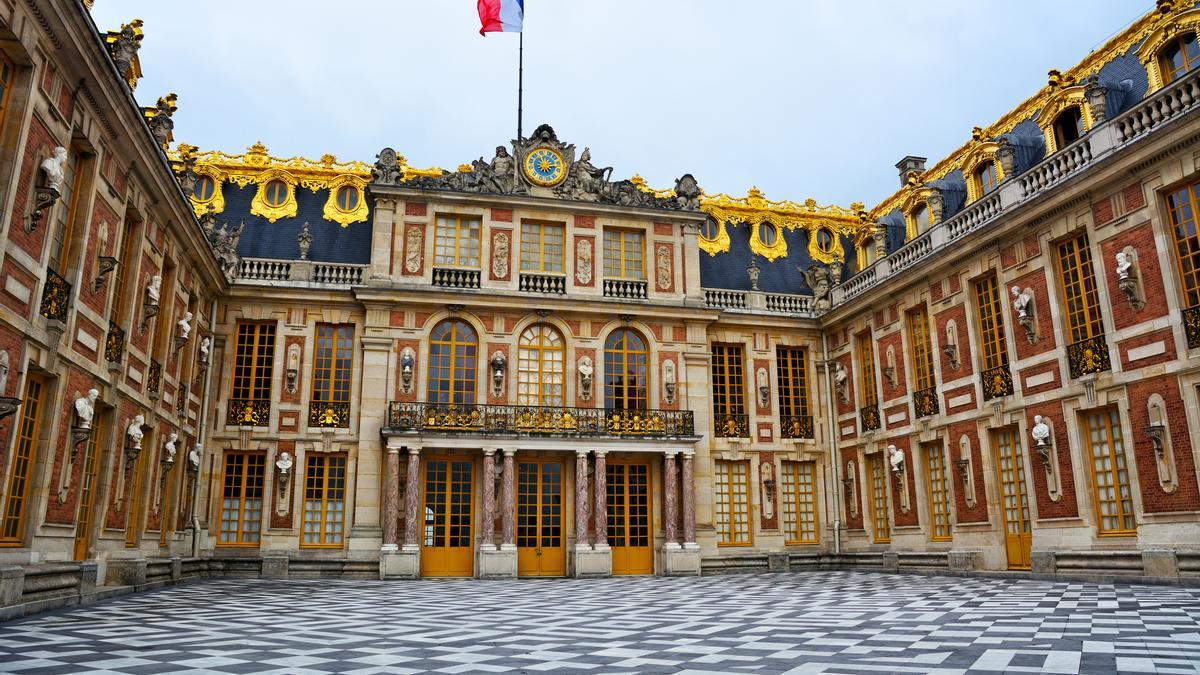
[190,296,218,559]
[822,332,842,556]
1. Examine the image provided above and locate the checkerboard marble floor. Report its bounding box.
[2,571,1200,674]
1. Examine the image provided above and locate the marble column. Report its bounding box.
[575,450,590,549]
[381,446,401,551]
[402,447,421,550]
[682,451,697,547]
[481,449,496,550]
[500,449,516,549]
[593,451,608,548]
[664,451,679,549]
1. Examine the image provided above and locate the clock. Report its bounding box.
[523,147,567,187]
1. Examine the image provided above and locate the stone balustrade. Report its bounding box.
[236,258,368,287]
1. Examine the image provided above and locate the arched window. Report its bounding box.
[907,203,930,240]
[427,320,478,406]
[815,227,834,254]
[195,175,216,203]
[517,324,565,407]
[1159,31,1199,85]
[975,161,999,197]
[757,222,778,246]
[604,328,648,410]
[1052,107,1085,150]
[334,185,359,213]
[263,180,288,208]
[700,219,720,241]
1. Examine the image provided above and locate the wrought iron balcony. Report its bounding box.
[385,402,695,439]
[226,399,271,427]
[104,321,126,364]
[859,403,880,432]
[1184,305,1200,350]
[147,360,162,398]
[713,412,749,438]
[39,268,71,322]
[914,385,940,418]
[780,414,815,440]
[519,272,566,294]
[309,400,351,428]
[1066,335,1112,378]
[981,364,1014,401]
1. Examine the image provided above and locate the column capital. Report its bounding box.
[663,449,680,458]
[483,447,497,456]
[681,449,695,458]
[407,446,421,456]
[502,448,516,457]
[575,449,590,458]
[386,446,401,455]
[594,450,608,458]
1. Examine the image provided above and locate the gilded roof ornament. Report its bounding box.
[105,19,143,90]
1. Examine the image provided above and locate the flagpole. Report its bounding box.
[517,31,524,139]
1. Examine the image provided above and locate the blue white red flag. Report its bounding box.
[478,0,523,35]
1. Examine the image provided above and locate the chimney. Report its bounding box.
[895,156,927,186]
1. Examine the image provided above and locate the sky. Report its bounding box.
[91,1,1144,208]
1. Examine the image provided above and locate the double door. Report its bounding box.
[421,458,474,577]
[607,461,653,575]
[517,460,564,577]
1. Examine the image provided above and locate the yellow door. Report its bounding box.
[516,460,565,577]
[607,461,653,575]
[992,428,1032,570]
[420,458,474,577]
[73,417,105,560]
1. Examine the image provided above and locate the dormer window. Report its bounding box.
[263,180,288,208]
[1160,32,1199,84]
[909,204,930,239]
[1052,107,1085,150]
[758,222,778,247]
[815,227,834,254]
[194,175,216,203]
[334,185,359,213]
[700,219,719,240]
[975,161,999,197]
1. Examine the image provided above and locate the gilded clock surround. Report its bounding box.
[523,147,568,187]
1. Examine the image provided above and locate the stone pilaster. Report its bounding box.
[403,448,421,550]
[575,450,590,549]
[593,451,608,548]
[501,449,515,550]
[481,449,497,550]
[381,443,401,551]
[682,451,697,547]
[663,451,679,548]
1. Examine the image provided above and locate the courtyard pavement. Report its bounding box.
[0,571,1199,674]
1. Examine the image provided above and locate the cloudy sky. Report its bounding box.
[92,1,1140,207]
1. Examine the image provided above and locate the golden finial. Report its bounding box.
[457,163,473,173]
[630,174,647,186]
[972,126,984,141]
[319,154,337,167]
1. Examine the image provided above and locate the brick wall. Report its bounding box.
[1027,403,1079,520]
[1100,221,1169,329]
[1127,375,1200,514]
[889,436,919,527]
[876,331,907,402]
[949,422,989,524]
[841,446,863,530]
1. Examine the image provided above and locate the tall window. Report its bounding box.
[433,215,481,268]
[1052,107,1085,150]
[427,320,477,405]
[603,328,647,410]
[907,203,931,240]
[1159,32,1199,85]
[232,322,276,402]
[110,218,138,323]
[974,273,1009,373]
[218,453,265,545]
[868,453,891,544]
[925,443,952,541]
[776,347,810,419]
[907,307,936,392]
[1,376,44,544]
[1055,233,1104,345]
[47,148,84,273]
[975,161,999,198]
[1165,179,1200,309]
[151,260,177,360]
[711,344,747,433]
[714,460,751,545]
[520,221,565,273]
[0,52,13,136]
[857,333,878,408]
[780,461,819,544]
[1084,409,1135,535]
[603,229,645,279]
[303,453,347,547]
[516,324,564,407]
[312,324,354,407]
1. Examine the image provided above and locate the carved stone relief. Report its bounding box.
[575,238,593,285]
[492,231,511,280]
[404,226,423,274]
[655,244,672,291]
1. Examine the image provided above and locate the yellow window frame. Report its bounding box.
[302,453,347,548]
[781,460,819,545]
[714,459,752,546]
[217,452,266,546]
[1,375,44,545]
[1084,408,1137,537]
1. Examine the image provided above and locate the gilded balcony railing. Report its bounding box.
[913,385,940,418]
[226,398,271,427]
[39,268,71,322]
[385,402,695,439]
[1066,335,1112,378]
[309,400,351,428]
[980,364,1014,401]
[104,321,126,364]
[859,403,880,431]
[713,412,749,438]
[780,414,815,440]
[147,359,162,397]
[1184,305,1200,350]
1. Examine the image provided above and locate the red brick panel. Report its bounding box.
[281,336,304,404]
[1124,182,1146,212]
[0,327,25,471]
[1126,376,1200,514]
[489,228,511,282]
[934,304,974,381]
[402,224,424,277]
[948,422,989,524]
[574,215,595,229]
[485,343,509,405]
[1027,403,1079,520]
[1117,328,1177,371]
[1009,269,1057,360]
[44,367,97,525]
[834,353,855,417]
[574,347,596,408]
[883,402,908,430]
[1101,221,1169,329]
[758,452,777,531]
[1018,360,1061,396]
[270,441,295,529]
[490,208,513,222]
[573,235,595,288]
[752,358,770,416]
[1092,196,1114,226]
[841,446,864,530]
[942,383,976,415]
[876,331,907,402]
[404,201,426,216]
[0,259,37,320]
[7,117,57,259]
[889,437,919,527]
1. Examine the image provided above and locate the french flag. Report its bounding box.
[478,0,523,35]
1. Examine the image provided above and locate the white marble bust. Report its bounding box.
[74,389,99,429]
[888,444,904,472]
[1032,415,1051,447]
[41,147,68,191]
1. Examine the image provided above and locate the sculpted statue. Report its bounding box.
[199,335,211,365]
[276,451,293,475]
[41,147,68,191]
[489,146,515,192]
[178,312,193,340]
[188,443,202,471]
[802,264,833,312]
[145,275,162,305]
[400,348,415,394]
[1032,415,1051,447]
[747,258,760,291]
[0,350,9,396]
[578,356,594,401]
[674,174,701,211]
[372,147,403,186]
[199,207,219,242]
[1115,251,1133,281]
[210,221,245,282]
[888,444,905,473]
[127,414,145,450]
[163,433,178,464]
[297,221,313,260]
[109,20,143,79]
[756,367,770,407]
[490,351,507,397]
[74,389,99,429]
[834,362,848,403]
[1010,286,1030,320]
[147,94,177,148]
[662,359,677,405]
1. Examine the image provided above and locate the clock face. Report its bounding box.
[523,147,567,187]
